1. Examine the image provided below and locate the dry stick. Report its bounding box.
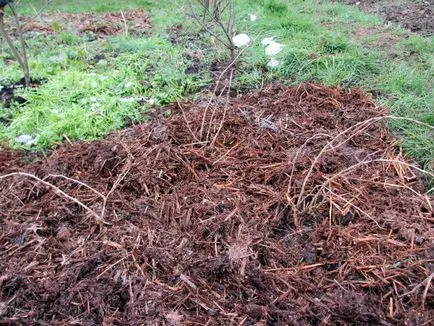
[0,172,100,220]
[323,186,381,228]
[209,68,233,146]
[285,133,332,228]
[296,116,384,208]
[226,0,235,39]
[301,149,384,207]
[212,139,244,165]
[388,116,434,130]
[212,1,236,58]
[343,175,432,203]
[44,170,133,223]
[195,0,235,51]
[199,34,259,140]
[187,0,231,50]
[120,10,128,36]
[46,174,105,199]
[100,151,132,221]
[199,48,241,139]
[421,272,433,309]
[0,10,28,86]
[310,159,434,213]
[287,133,331,196]
[31,0,53,19]
[323,159,434,186]
[296,115,434,210]
[177,101,200,142]
[96,256,127,279]
[399,272,434,305]
[9,2,29,86]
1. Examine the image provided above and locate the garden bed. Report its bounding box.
[1,83,432,324]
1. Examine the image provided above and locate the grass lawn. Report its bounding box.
[1,0,433,179]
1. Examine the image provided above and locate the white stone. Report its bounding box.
[146,98,156,105]
[265,41,284,56]
[125,81,134,89]
[119,97,135,103]
[267,58,281,68]
[15,135,37,145]
[248,14,257,21]
[261,37,275,46]
[232,33,251,47]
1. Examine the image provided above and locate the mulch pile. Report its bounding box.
[343,0,434,36]
[5,10,151,37]
[0,83,433,324]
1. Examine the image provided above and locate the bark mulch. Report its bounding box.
[0,83,433,324]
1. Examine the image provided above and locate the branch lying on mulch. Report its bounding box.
[0,83,433,324]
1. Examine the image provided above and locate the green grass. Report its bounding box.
[15,0,153,14]
[1,32,207,148]
[1,0,433,179]
[233,0,433,175]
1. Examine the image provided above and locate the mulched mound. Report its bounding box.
[343,0,434,36]
[5,10,151,37]
[0,83,433,324]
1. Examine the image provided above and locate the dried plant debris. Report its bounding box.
[0,83,433,324]
[5,10,151,37]
[343,0,434,36]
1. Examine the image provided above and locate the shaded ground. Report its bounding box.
[5,10,151,37]
[0,83,433,324]
[0,78,42,111]
[343,0,434,36]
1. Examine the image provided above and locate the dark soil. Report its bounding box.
[5,10,151,38]
[0,78,41,110]
[343,0,434,36]
[0,83,433,324]
[0,84,24,109]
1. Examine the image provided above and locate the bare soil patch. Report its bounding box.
[0,78,42,125]
[343,0,434,36]
[5,10,151,37]
[0,83,433,324]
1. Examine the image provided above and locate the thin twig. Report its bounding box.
[120,10,128,36]
[0,7,29,86]
[100,147,133,220]
[9,2,30,86]
[177,101,200,142]
[296,116,384,208]
[0,172,101,220]
[199,34,260,140]
[209,68,233,145]
[46,174,105,199]
[296,115,434,210]
[31,0,53,19]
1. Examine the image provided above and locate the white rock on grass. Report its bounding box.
[143,97,156,105]
[119,96,156,105]
[267,58,281,68]
[265,41,284,56]
[232,33,251,47]
[261,37,275,46]
[15,135,37,146]
[119,97,136,103]
[248,13,257,21]
[124,81,135,89]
